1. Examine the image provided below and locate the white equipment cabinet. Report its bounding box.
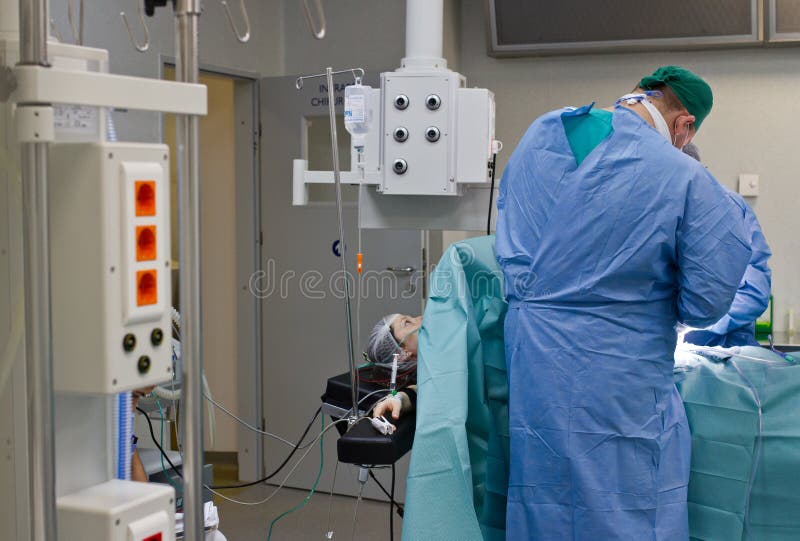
[49,142,173,394]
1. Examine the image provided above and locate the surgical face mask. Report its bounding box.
[397,326,419,347]
[617,92,672,143]
[389,326,419,363]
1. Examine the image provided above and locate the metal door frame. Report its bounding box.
[161,57,264,481]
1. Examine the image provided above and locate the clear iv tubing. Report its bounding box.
[351,481,365,541]
[206,417,351,507]
[685,344,796,365]
[325,460,340,539]
[390,353,399,396]
[346,388,391,418]
[355,188,363,408]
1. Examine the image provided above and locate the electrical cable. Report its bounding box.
[205,417,351,507]
[390,463,396,541]
[204,393,316,449]
[139,406,348,509]
[266,412,326,540]
[137,406,183,478]
[170,372,181,452]
[168,384,385,490]
[486,153,498,235]
[203,374,216,449]
[156,399,180,490]
[367,470,404,517]
[210,406,321,490]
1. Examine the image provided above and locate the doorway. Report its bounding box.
[163,65,263,481]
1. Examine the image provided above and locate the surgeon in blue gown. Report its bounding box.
[680,144,772,347]
[495,66,752,540]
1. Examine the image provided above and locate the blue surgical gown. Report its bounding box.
[495,104,752,541]
[684,192,771,347]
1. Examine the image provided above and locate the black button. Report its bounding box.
[123,334,136,352]
[137,356,152,374]
[151,328,164,346]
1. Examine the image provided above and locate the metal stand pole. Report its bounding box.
[175,1,204,540]
[17,0,57,539]
[324,67,358,420]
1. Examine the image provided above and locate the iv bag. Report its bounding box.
[344,82,372,147]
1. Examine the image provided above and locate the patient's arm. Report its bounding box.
[131,450,148,482]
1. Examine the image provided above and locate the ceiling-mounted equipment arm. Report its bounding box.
[120,1,151,52]
[302,0,326,40]
[220,0,251,43]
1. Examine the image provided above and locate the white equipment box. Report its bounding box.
[57,479,175,541]
[49,142,173,394]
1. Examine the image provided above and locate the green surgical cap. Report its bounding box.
[639,66,713,130]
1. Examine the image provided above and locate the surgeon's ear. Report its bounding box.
[683,114,696,133]
[677,114,696,147]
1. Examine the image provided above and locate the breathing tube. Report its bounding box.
[114,392,133,480]
[105,109,133,480]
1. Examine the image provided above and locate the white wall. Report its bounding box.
[458,3,800,334]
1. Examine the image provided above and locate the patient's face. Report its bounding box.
[391,314,422,359]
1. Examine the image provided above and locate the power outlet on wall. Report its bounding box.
[738,173,759,197]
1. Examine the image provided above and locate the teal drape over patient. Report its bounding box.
[675,346,800,541]
[403,236,509,541]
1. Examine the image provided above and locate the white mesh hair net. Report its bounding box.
[365,313,400,364]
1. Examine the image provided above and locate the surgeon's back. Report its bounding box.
[494,103,751,541]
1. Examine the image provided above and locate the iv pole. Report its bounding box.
[174,1,205,539]
[295,67,364,422]
[17,1,58,539]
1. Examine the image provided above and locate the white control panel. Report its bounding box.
[49,142,172,394]
[381,72,458,196]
